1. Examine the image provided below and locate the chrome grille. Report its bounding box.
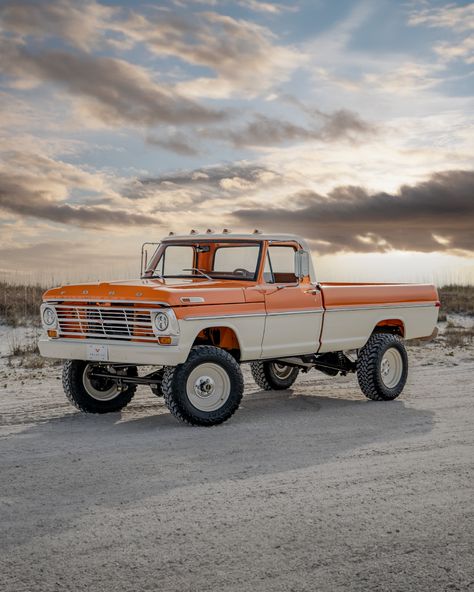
[54,304,158,341]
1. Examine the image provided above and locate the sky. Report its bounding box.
[0,0,473,285]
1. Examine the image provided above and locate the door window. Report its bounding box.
[267,245,297,284]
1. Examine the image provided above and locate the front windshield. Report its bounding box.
[144,242,262,281]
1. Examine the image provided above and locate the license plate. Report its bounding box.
[86,344,109,362]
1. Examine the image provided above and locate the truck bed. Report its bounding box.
[318,282,439,352]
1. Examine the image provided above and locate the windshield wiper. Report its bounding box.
[182,268,212,280]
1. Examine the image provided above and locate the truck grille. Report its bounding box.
[54,304,158,342]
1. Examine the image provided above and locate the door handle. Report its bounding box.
[305,288,320,295]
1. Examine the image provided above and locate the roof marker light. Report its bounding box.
[206,228,213,233]
[253,229,262,234]
[190,229,198,234]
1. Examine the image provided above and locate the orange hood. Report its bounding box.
[43,277,250,307]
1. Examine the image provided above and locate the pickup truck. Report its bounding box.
[39,232,440,426]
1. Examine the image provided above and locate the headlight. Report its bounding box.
[42,305,57,327]
[151,309,180,337]
[154,312,169,332]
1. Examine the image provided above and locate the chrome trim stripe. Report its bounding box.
[183,309,323,321]
[183,313,266,321]
[325,302,437,312]
[184,302,436,321]
[267,309,324,317]
[45,298,169,307]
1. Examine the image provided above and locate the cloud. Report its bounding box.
[203,108,376,148]
[122,163,282,214]
[147,132,200,156]
[237,0,296,14]
[0,151,156,229]
[135,162,278,188]
[0,42,226,127]
[408,3,474,33]
[435,36,474,64]
[119,11,302,98]
[408,3,474,65]
[0,0,115,50]
[232,170,474,254]
[0,175,156,228]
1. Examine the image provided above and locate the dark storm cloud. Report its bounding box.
[147,133,200,157]
[233,170,474,253]
[0,175,156,228]
[203,109,376,148]
[124,163,279,200]
[0,43,225,127]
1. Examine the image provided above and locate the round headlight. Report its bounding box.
[42,307,56,326]
[154,312,169,332]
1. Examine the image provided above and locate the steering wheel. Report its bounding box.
[233,268,249,276]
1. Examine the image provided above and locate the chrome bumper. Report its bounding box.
[38,337,188,366]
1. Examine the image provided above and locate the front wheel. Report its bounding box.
[357,333,408,401]
[162,346,244,426]
[250,361,299,391]
[62,361,137,413]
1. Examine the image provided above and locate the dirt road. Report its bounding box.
[1,348,473,591]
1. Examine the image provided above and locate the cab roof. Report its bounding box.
[162,232,306,244]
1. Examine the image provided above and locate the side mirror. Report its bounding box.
[294,250,310,279]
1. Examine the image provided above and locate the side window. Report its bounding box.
[160,246,194,276]
[267,245,297,284]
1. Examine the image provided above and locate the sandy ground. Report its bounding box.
[0,327,473,591]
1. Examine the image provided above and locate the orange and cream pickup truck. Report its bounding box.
[38,232,440,426]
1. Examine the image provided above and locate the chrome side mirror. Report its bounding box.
[294,250,310,279]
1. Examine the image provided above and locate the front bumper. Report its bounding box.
[38,337,188,366]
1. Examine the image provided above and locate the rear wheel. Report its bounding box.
[162,346,244,426]
[250,361,299,391]
[357,333,408,401]
[62,361,137,413]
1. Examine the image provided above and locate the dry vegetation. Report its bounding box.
[0,282,44,326]
[438,285,474,317]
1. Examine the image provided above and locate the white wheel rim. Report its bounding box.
[82,364,121,401]
[186,363,231,412]
[380,348,403,388]
[271,362,294,380]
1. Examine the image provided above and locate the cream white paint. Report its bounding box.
[318,304,439,353]
[260,310,324,359]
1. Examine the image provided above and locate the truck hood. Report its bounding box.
[43,278,249,307]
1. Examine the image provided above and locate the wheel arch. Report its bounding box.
[372,318,405,337]
[191,325,242,361]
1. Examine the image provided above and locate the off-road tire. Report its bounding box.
[357,333,408,401]
[62,361,137,413]
[250,361,299,391]
[162,346,244,426]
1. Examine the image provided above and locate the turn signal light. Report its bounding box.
[47,329,58,338]
[158,336,172,345]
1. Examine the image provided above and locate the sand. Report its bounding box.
[0,323,473,591]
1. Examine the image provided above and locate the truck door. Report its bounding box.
[260,243,323,359]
